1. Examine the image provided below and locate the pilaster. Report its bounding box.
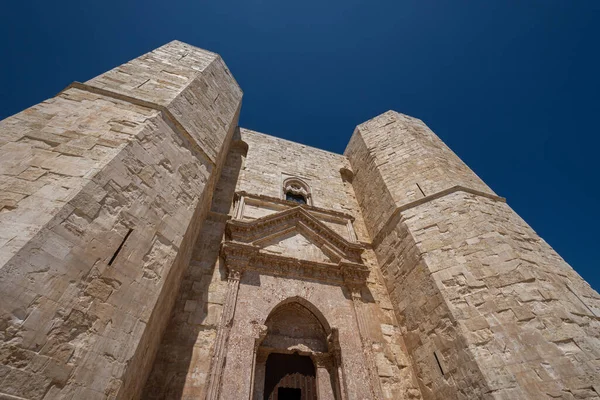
[206,267,243,400]
[349,286,384,400]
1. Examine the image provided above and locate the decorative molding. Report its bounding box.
[282,176,312,205]
[372,185,506,247]
[221,241,369,286]
[205,268,243,400]
[222,205,370,285]
[235,191,356,222]
[226,206,363,262]
[227,267,243,281]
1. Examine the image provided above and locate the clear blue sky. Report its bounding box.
[1,1,598,291]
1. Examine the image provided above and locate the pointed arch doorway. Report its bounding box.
[251,299,343,400]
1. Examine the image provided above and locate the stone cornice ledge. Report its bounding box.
[372,186,506,247]
[221,241,370,286]
[60,81,218,167]
[236,191,356,221]
[227,206,363,254]
[399,186,505,212]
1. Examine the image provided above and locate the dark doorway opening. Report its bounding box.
[264,353,316,400]
[278,387,301,400]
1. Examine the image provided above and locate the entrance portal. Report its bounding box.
[264,353,316,400]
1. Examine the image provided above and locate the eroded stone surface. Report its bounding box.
[1,42,598,400]
[346,111,600,399]
[0,41,241,400]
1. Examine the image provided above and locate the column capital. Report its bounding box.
[347,285,363,300]
[227,267,244,281]
[252,324,268,347]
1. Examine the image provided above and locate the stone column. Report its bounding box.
[206,267,243,400]
[349,286,384,400]
[314,353,336,400]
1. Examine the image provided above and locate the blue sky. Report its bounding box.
[1,1,598,291]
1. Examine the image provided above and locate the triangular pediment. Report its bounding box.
[226,206,364,263]
[258,227,333,263]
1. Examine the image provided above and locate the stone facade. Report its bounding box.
[0,41,598,400]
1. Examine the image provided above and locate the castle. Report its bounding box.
[0,40,599,400]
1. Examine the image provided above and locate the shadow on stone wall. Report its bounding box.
[141,135,247,399]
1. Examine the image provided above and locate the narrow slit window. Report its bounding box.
[433,351,445,375]
[109,228,133,265]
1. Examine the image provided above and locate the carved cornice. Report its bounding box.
[226,206,364,262]
[221,241,369,286]
[235,191,356,221]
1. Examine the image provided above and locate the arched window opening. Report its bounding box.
[283,178,311,206]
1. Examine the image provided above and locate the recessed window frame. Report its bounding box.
[282,177,312,206]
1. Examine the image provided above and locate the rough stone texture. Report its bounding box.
[141,128,422,399]
[234,130,422,398]
[1,41,599,400]
[345,110,495,238]
[346,110,600,399]
[142,138,246,400]
[0,41,241,399]
[86,40,240,164]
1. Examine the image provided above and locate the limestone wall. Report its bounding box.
[238,129,423,398]
[140,127,424,399]
[86,40,240,164]
[347,111,600,399]
[404,192,600,398]
[345,110,495,238]
[142,139,246,399]
[238,129,362,223]
[5,39,595,400]
[0,41,242,400]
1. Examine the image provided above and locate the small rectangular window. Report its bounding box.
[433,351,445,375]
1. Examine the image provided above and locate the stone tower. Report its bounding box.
[0,41,598,400]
